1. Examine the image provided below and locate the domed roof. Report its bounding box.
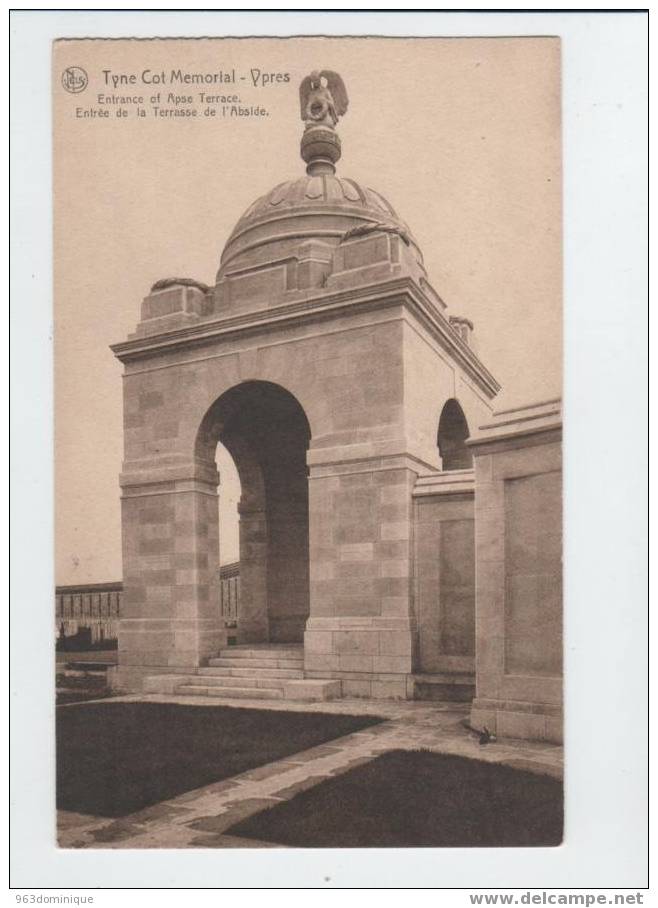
[219,172,421,276]
[231,174,404,236]
[217,69,424,280]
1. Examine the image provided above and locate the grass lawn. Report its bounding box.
[228,749,563,847]
[56,702,382,817]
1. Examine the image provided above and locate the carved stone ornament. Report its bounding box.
[299,70,348,130]
[150,277,210,293]
[342,221,411,246]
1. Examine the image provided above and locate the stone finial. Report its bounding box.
[449,316,475,347]
[299,70,348,175]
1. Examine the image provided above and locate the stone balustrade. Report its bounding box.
[219,562,240,628]
[55,582,122,645]
[55,564,241,644]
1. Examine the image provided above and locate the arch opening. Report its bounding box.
[438,399,473,471]
[216,442,241,642]
[197,381,311,645]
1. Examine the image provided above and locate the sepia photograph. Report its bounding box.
[52,34,564,850]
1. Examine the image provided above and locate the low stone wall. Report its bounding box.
[412,470,475,675]
[468,400,563,743]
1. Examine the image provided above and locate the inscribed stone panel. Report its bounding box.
[504,471,562,676]
[439,518,475,657]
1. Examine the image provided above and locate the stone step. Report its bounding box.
[193,673,287,690]
[208,656,303,670]
[143,672,341,702]
[218,646,303,661]
[411,673,475,703]
[282,679,341,701]
[178,679,341,702]
[176,684,284,700]
[143,673,197,694]
[204,664,304,679]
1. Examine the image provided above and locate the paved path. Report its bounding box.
[58,694,563,849]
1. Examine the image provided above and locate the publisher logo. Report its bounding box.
[62,67,88,94]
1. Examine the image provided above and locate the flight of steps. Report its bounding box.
[143,644,341,702]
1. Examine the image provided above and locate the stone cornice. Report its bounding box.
[111,277,501,399]
[308,448,436,477]
[468,398,562,451]
[412,469,475,498]
[119,459,219,490]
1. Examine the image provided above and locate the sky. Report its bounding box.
[53,36,561,585]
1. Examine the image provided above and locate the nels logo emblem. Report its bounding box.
[61,66,88,94]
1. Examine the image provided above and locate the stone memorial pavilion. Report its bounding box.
[111,71,563,743]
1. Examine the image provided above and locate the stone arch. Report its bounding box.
[438,399,473,470]
[196,381,312,644]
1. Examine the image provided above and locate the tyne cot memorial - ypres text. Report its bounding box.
[101,67,291,88]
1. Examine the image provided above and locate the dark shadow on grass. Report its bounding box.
[56,701,383,817]
[227,749,563,847]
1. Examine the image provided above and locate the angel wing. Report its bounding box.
[299,74,315,120]
[320,70,348,117]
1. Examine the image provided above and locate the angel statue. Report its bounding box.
[299,70,348,130]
